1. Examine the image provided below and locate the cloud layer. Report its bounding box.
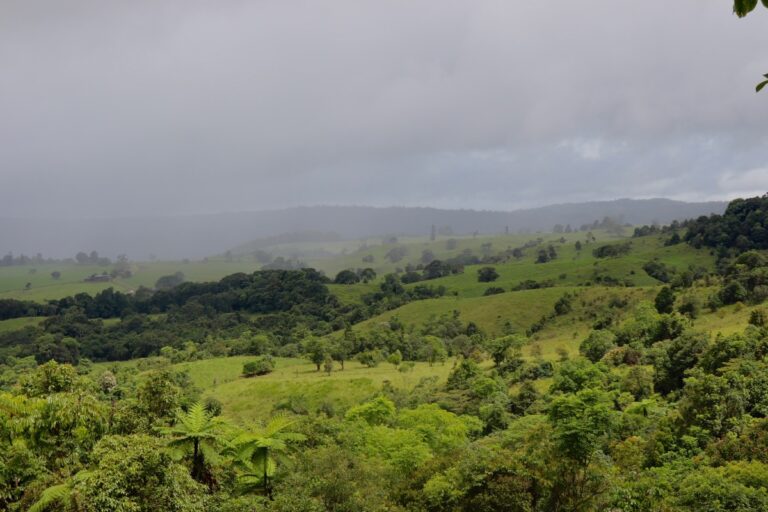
[1,0,766,217]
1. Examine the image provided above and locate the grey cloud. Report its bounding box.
[0,0,766,218]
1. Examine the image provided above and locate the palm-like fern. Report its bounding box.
[157,402,231,482]
[28,470,91,512]
[228,413,306,495]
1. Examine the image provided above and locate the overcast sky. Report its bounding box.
[1,0,766,218]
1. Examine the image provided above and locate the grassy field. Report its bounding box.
[96,356,453,423]
[0,316,45,332]
[0,229,714,303]
[351,287,572,337]
[0,260,262,301]
[400,235,714,299]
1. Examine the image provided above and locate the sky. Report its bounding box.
[1,0,767,218]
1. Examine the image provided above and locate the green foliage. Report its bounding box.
[396,404,482,453]
[345,396,396,426]
[593,242,631,258]
[334,269,360,285]
[243,356,275,377]
[676,461,768,511]
[229,414,306,494]
[137,370,182,420]
[733,0,768,18]
[620,366,654,400]
[550,358,610,394]
[20,360,80,396]
[652,331,710,395]
[386,350,402,367]
[360,425,433,473]
[579,330,617,363]
[446,358,481,390]
[158,402,231,482]
[5,221,768,510]
[477,267,499,283]
[487,334,527,365]
[357,349,384,368]
[655,286,676,313]
[548,389,614,465]
[78,435,206,512]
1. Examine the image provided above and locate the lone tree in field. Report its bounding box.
[243,356,274,377]
[303,337,329,371]
[477,267,499,283]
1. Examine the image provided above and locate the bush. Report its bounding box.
[242,356,275,377]
[643,261,674,283]
[593,242,631,258]
[749,308,767,327]
[554,295,573,316]
[203,396,223,416]
[655,286,676,314]
[483,287,505,296]
[357,350,384,368]
[400,271,422,284]
[579,330,617,363]
[334,269,360,284]
[477,267,499,283]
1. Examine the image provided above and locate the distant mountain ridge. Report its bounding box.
[0,198,727,260]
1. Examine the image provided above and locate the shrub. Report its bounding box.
[334,269,360,284]
[643,261,674,283]
[477,267,500,283]
[749,308,767,327]
[242,356,275,377]
[593,242,631,258]
[203,396,223,416]
[483,287,505,296]
[357,350,384,368]
[579,330,617,363]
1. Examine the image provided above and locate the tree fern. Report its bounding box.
[157,402,231,482]
[228,413,306,495]
[28,471,91,512]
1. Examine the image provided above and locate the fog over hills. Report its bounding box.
[0,199,726,260]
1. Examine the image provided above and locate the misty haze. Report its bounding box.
[1,2,768,511]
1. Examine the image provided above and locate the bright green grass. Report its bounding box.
[350,287,573,337]
[326,282,378,305]
[691,301,755,337]
[0,316,45,332]
[95,355,453,423]
[407,235,715,299]
[205,358,452,423]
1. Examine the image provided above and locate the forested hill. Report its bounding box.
[1,198,725,260]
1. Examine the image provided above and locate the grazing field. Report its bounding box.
[0,229,714,303]
[0,316,45,332]
[97,356,454,423]
[0,260,262,301]
[351,287,571,336]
